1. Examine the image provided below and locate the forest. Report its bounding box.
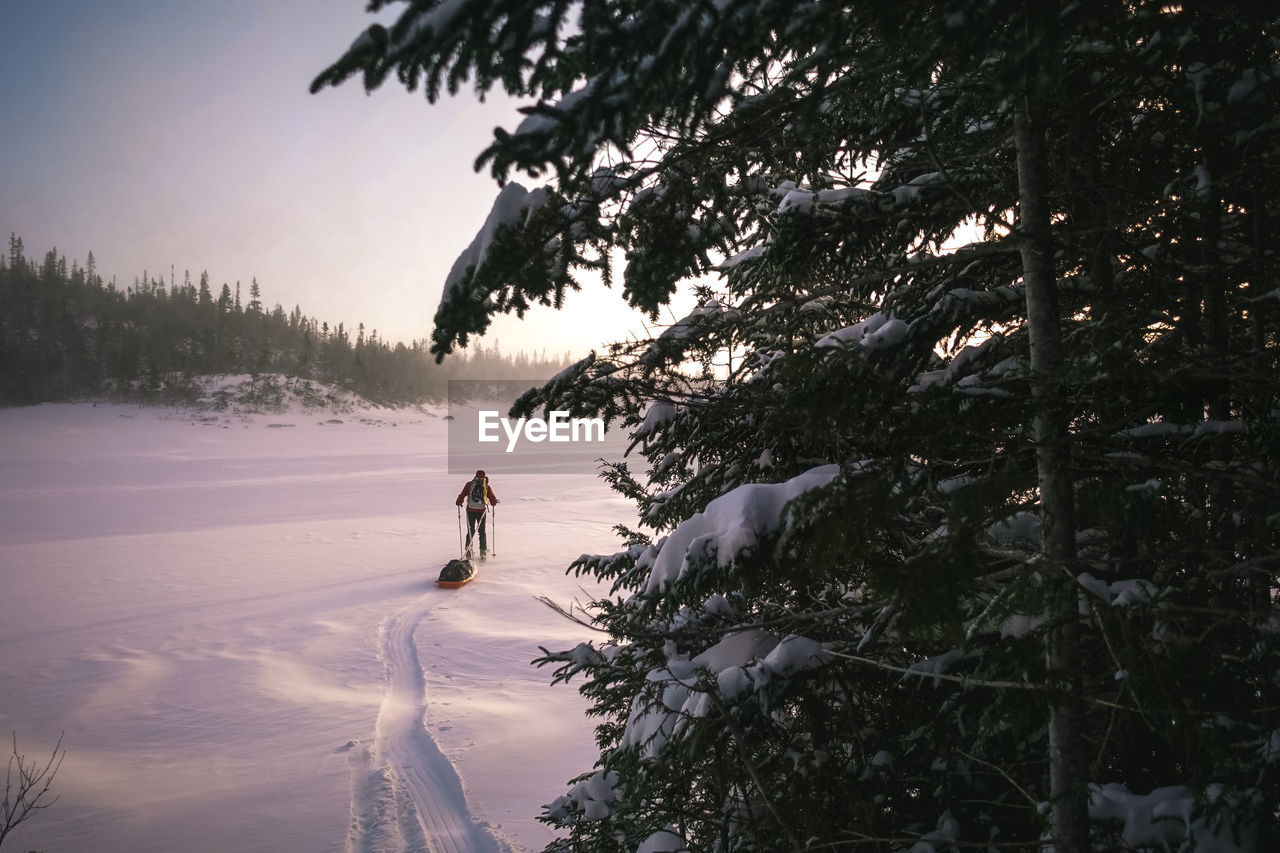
[0,232,572,407]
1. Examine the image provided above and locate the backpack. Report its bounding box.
[438,558,476,584]
[466,477,488,511]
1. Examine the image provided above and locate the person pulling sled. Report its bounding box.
[456,469,499,559]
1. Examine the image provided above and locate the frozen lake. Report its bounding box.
[0,399,631,852]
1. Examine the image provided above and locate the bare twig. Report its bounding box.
[826,648,1046,691]
[956,748,1040,809]
[1,731,65,850]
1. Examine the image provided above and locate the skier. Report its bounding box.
[456,469,499,558]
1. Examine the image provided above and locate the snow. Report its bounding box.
[515,81,600,138]
[636,828,686,852]
[634,400,678,441]
[987,510,1040,547]
[888,171,943,205]
[1109,578,1160,607]
[638,298,739,367]
[1119,420,1187,438]
[905,649,963,687]
[390,0,471,53]
[999,612,1045,639]
[719,244,767,270]
[1196,419,1245,436]
[1116,418,1245,440]
[1227,69,1263,104]
[902,810,959,853]
[442,181,550,301]
[636,464,840,594]
[0,397,633,853]
[814,312,907,352]
[775,183,872,215]
[1265,730,1280,765]
[1089,783,1259,853]
[619,629,832,761]
[542,769,620,824]
[1194,163,1213,199]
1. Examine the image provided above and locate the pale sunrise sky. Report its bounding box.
[0,0,666,358]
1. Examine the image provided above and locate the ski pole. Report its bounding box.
[457,505,464,558]
[490,506,497,557]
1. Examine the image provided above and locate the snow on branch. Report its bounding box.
[440,181,550,305]
[814,312,908,353]
[544,769,622,824]
[636,464,840,594]
[638,298,739,368]
[621,629,833,760]
[1089,783,1261,853]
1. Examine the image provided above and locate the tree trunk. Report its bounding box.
[1014,90,1089,853]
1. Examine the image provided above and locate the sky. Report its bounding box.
[0,0,668,359]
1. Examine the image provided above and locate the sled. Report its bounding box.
[436,558,477,589]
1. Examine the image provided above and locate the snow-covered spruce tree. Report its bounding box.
[316,2,1279,850]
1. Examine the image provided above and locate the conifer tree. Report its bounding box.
[7,233,23,276]
[319,2,1279,851]
[197,271,212,307]
[248,277,263,315]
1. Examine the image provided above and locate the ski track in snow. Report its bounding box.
[347,595,513,853]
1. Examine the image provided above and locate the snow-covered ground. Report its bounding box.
[0,392,632,853]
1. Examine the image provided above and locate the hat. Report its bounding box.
[475,469,486,477]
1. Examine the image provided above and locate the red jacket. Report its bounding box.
[456,478,499,512]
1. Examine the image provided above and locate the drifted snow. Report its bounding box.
[0,399,627,853]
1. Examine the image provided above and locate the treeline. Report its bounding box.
[0,234,573,406]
